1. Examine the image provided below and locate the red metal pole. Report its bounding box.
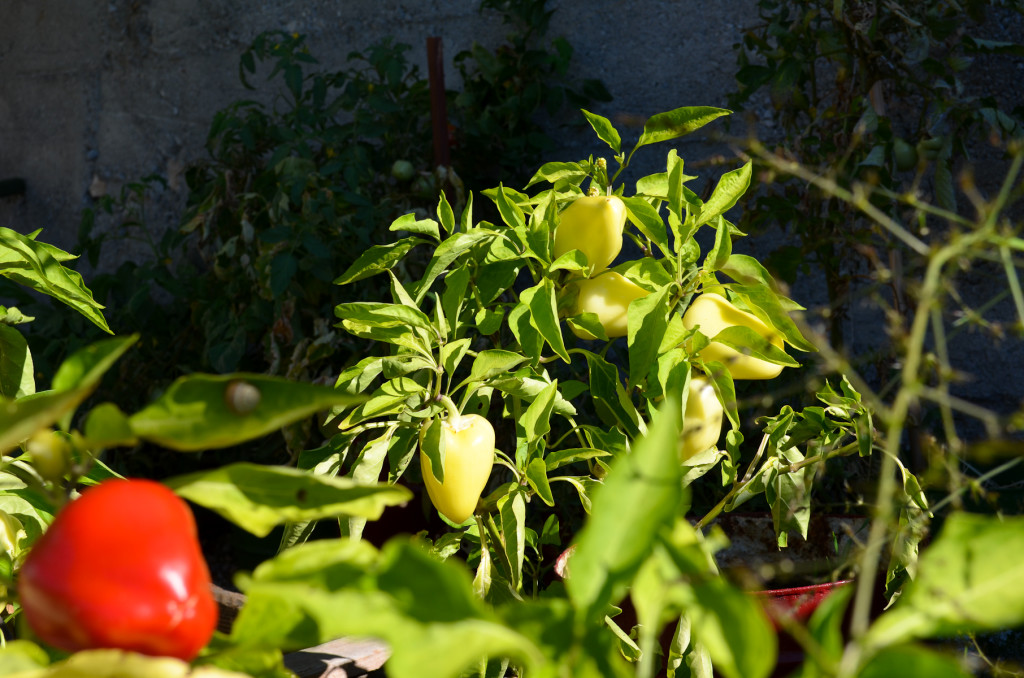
[427,37,451,170]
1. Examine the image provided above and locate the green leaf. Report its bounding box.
[233,539,544,676]
[166,463,411,538]
[729,284,816,352]
[344,429,395,540]
[500,489,527,590]
[705,216,732,273]
[858,645,971,678]
[0,227,111,334]
[334,237,423,284]
[52,335,138,393]
[488,374,577,417]
[635,106,730,149]
[707,325,799,367]
[620,197,670,258]
[865,513,1024,648]
[0,325,33,399]
[414,231,495,302]
[520,280,570,363]
[437,192,456,236]
[695,162,752,227]
[335,301,435,334]
[581,109,621,154]
[544,447,611,471]
[566,395,685,622]
[767,447,811,547]
[522,379,559,445]
[493,184,526,231]
[582,351,642,439]
[420,418,446,484]
[627,285,671,387]
[83,402,136,447]
[129,373,366,451]
[0,337,137,452]
[526,458,555,506]
[686,578,777,678]
[464,350,529,386]
[526,161,589,188]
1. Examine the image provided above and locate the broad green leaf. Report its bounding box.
[0,324,33,399]
[620,196,671,260]
[0,227,111,334]
[729,284,816,352]
[493,184,526,231]
[334,237,423,284]
[865,513,1024,649]
[767,447,811,547]
[695,162,752,227]
[488,375,577,417]
[51,335,138,394]
[129,373,366,451]
[686,578,776,678]
[233,539,544,676]
[858,645,971,678]
[520,280,570,363]
[420,418,446,484]
[627,285,671,387]
[83,402,136,447]
[703,360,739,430]
[521,379,558,445]
[0,640,50,673]
[544,447,611,471]
[635,106,730,149]
[166,463,411,538]
[413,231,496,302]
[499,489,527,590]
[566,395,685,622]
[581,109,621,154]
[526,161,589,188]
[508,302,544,362]
[708,326,800,367]
[334,302,435,334]
[343,429,395,540]
[526,458,555,506]
[437,192,456,236]
[705,215,732,273]
[390,212,441,240]
[464,350,529,386]
[582,351,642,439]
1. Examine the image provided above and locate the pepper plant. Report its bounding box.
[312,105,897,608]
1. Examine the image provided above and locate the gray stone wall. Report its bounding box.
[0,0,755,252]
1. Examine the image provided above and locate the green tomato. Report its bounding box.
[570,271,649,339]
[682,293,787,380]
[553,195,626,275]
[420,414,495,525]
[680,376,724,461]
[391,159,416,182]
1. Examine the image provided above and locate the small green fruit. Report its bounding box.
[391,159,415,182]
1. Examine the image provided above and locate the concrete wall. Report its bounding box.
[0,0,754,253]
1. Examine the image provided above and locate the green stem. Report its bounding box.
[438,394,462,420]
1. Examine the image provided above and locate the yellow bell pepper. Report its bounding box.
[682,293,786,380]
[680,376,724,461]
[553,195,626,274]
[570,271,650,339]
[420,413,495,524]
